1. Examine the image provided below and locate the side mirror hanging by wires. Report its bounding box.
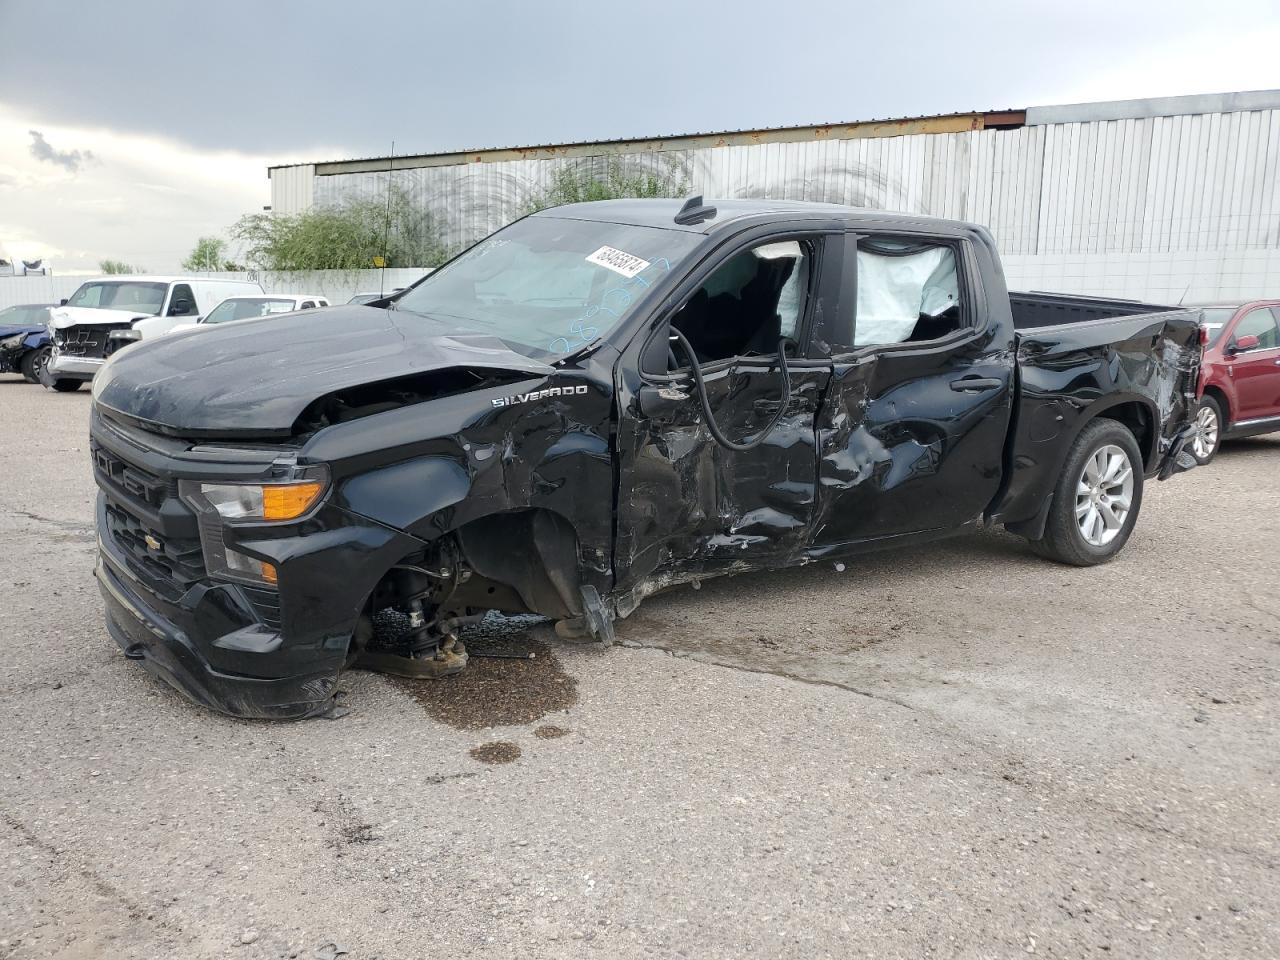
[669,329,794,452]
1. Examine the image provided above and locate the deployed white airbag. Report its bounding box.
[855,246,959,346]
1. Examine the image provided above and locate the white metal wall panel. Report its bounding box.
[269,165,316,215]
[299,105,1280,272]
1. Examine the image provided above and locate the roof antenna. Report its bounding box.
[674,195,717,226]
[379,140,395,298]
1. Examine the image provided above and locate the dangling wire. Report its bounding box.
[669,328,794,452]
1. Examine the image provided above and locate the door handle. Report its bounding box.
[949,377,1004,393]
[1273,359,1280,366]
[753,397,803,414]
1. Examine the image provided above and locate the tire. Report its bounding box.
[1029,419,1144,566]
[20,347,50,384]
[50,378,83,392]
[1191,395,1223,465]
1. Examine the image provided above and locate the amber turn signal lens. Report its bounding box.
[261,481,325,521]
[260,562,278,585]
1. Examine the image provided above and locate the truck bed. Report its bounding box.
[1010,291,1179,329]
[992,294,1203,533]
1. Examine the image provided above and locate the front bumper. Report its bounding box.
[90,407,428,719]
[48,351,104,380]
[97,540,343,719]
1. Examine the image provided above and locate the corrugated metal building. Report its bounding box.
[269,90,1280,302]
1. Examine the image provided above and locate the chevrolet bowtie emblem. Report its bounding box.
[143,533,162,551]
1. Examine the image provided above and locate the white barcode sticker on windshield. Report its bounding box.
[586,245,650,278]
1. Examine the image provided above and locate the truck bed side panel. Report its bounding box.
[991,309,1202,527]
[1009,291,1178,329]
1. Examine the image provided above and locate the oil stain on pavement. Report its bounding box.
[387,618,578,730]
[469,741,522,764]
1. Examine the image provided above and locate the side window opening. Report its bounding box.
[168,283,199,316]
[666,240,809,368]
[855,239,962,347]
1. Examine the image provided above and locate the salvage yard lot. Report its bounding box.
[1,377,1277,959]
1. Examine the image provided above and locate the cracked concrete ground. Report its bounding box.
[0,374,1277,959]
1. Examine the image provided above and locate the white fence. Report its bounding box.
[0,268,429,311]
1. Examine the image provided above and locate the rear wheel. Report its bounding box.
[1030,419,1144,566]
[20,347,50,384]
[50,378,83,392]
[1191,395,1222,464]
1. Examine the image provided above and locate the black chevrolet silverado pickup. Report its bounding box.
[88,199,1202,718]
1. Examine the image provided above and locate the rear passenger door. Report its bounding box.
[1227,307,1280,423]
[811,231,1015,549]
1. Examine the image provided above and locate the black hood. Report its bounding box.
[93,306,554,438]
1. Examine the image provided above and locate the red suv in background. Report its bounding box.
[1192,299,1280,463]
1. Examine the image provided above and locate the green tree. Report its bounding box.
[182,236,226,272]
[525,157,690,213]
[231,185,449,272]
[98,259,138,275]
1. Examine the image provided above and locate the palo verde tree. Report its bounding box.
[230,184,449,272]
[525,156,690,213]
[182,236,228,272]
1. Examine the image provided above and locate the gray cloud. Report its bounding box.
[28,129,94,173]
[3,0,1276,159]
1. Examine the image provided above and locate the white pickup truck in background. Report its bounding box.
[43,276,264,390]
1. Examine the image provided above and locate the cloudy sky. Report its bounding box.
[1,0,1278,273]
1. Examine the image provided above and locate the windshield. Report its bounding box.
[1199,307,1238,347]
[394,216,702,358]
[0,304,51,326]
[67,281,168,315]
[203,298,298,324]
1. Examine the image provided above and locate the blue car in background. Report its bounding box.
[0,303,55,383]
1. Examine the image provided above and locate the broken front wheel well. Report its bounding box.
[355,508,586,651]
[452,509,585,621]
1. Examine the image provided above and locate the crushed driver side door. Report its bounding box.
[612,225,845,594]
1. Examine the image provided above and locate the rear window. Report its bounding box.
[203,298,299,325]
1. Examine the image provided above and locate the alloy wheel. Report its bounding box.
[1192,404,1219,460]
[1075,444,1134,547]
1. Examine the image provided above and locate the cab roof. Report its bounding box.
[533,197,982,236]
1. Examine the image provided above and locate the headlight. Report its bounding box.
[108,329,142,342]
[196,480,326,522]
[0,335,22,350]
[179,466,328,587]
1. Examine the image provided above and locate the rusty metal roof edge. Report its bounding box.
[267,108,1026,175]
